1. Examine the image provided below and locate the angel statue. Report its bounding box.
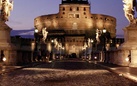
[96,29,101,44]
[87,38,91,47]
[53,38,58,48]
[122,0,137,24]
[42,27,48,42]
[0,0,13,22]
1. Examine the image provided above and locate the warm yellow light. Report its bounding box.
[116,44,120,48]
[91,39,94,43]
[125,58,129,62]
[47,43,51,52]
[82,47,86,50]
[94,56,97,59]
[2,57,6,62]
[62,47,64,50]
[103,29,106,33]
[35,29,38,33]
[51,40,54,43]
[110,40,113,43]
[31,42,35,50]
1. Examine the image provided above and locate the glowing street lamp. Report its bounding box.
[116,43,120,49]
[125,57,129,62]
[103,28,107,33]
[51,39,54,43]
[35,29,38,33]
[2,57,6,62]
[91,39,94,43]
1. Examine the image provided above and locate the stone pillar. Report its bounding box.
[5,50,17,65]
[113,51,118,64]
[0,21,17,65]
[0,21,11,43]
[117,50,130,66]
[130,50,137,67]
[118,25,137,67]
[120,25,137,49]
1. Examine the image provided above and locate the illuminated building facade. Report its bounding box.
[34,0,116,57]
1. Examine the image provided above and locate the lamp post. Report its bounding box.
[34,29,39,51]
[58,43,63,60]
[87,38,93,61]
[103,28,107,63]
[34,29,39,61]
[82,42,87,60]
[51,39,54,60]
[84,42,88,60]
[62,47,65,59]
[91,39,94,60]
[59,46,61,60]
[31,41,35,62]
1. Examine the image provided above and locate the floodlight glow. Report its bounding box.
[125,57,129,62]
[2,57,6,62]
[103,29,106,33]
[35,29,38,33]
[94,56,97,59]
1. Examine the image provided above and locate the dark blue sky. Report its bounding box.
[7,0,129,36]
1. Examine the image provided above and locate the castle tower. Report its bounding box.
[34,0,116,58]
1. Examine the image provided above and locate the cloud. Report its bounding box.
[7,20,22,24]
[19,31,34,35]
[6,19,34,30]
[10,29,34,38]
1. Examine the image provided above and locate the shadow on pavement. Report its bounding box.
[25,61,106,70]
[98,62,126,68]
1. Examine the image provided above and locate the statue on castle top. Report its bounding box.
[122,0,137,25]
[0,0,13,22]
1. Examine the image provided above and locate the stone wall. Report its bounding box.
[11,36,34,65]
[34,4,116,38]
[106,49,130,66]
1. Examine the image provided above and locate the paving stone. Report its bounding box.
[0,61,136,86]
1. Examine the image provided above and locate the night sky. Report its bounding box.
[6,0,130,36]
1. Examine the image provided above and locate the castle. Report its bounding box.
[34,0,116,57]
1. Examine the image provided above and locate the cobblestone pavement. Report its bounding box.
[0,61,137,86]
[0,66,22,74]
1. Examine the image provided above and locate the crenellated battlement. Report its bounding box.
[61,0,89,4]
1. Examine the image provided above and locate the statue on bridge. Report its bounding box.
[0,0,15,66]
[0,0,13,22]
[42,27,48,42]
[123,0,137,25]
